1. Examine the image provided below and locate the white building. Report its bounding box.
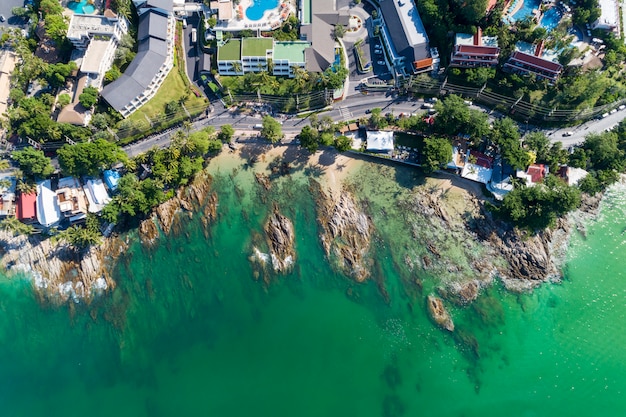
[66,12,129,89]
[592,0,619,33]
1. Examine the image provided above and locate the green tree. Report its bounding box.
[44,14,68,43]
[434,95,471,135]
[490,118,530,169]
[422,137,452,173]
[298,125,319,153]
[57,93,71,108]
[12,147,54,179]
[334,135,352,152]
[334,24,346,39]
[40,0,63,16]
[0,216,35,235]
[498,175,581,231]
[57,139,127,177]
[261,115,283,143]
[582,132,624,171]
[218,124,235,142]
[78,86,99,108]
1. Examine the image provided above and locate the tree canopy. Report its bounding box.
[57,139,127,177]
[422,137,453,173]
[498,175,581,231]
[261,115,283,143]
[298,125,319,153]
[12,147,55,179]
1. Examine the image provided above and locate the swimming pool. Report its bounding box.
[539,7,562,30]
[511,0,539,22]
[246,0,279,21]
[67,0,96,14]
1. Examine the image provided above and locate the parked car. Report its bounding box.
[610,109,618,114]
[421,103,434,109]
[425,97,438,103]
[0,15,5,22]
[601,112,609,118]
[562,131,573,137]
[463,100,473,106]
[619,104,626,110]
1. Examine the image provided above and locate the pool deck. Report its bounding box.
[214,0,296,32]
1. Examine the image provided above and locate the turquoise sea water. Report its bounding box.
[1,157,625,417]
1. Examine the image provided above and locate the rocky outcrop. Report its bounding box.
[440,279,484,305]
[147,170,217,240]
[315,182,372,282]
[427,295,454,331]
[263,205,295,272]
[471,206,571,291]
[0,229,125,302]
[139,218,159,247]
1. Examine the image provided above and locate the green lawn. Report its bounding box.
[126,62,208,127]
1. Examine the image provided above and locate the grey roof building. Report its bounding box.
[377,0,438,76]
[101,7,174,117]
[300,0,349,72]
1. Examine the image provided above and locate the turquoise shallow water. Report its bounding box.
[0,159,625,417]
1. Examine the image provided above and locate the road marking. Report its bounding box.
[339,106,352,121]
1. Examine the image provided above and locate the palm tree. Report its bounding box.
[0,159,10,171]
[230,61,242,75]
[16,180,36,194]
[291,65,309,91]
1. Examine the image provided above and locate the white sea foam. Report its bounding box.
[93,277,108,290]
[253,247,270,263]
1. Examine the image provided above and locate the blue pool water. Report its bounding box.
[246,0,279,21]
[67,0,96,14]
[512,0,540,22]
[540,7,562,30]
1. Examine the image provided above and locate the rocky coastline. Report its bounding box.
[313,180,373,283]
[0,169,218,302]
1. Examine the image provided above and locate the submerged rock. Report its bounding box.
[314,182,372,282]
[264,205,296,273]
[427,295,454,332]
[139,218,159,247]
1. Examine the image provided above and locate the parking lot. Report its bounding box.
[0,0,29,29]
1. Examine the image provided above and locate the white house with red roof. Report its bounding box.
[461,150,494,184]
[517,163,548,186]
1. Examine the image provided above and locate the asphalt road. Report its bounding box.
[0,0,28,29]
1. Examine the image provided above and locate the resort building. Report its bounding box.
[217,38,309,77]
[101,1,175,118]
[450,30,500,68]
[299,0,348,72]
[504,51,562,82]
[374,0,439,77]
[592,0,619,33]
[66,12,129,90]
[504,42,562,83]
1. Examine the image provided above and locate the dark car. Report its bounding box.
[0,15,5,22]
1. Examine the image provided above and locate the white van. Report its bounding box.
[253,124,263,130]
[182,19,188,29]
[191,28,197,43]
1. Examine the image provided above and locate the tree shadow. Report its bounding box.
[239,143,272,168]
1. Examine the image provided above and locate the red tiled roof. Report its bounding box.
[469,150,493,168]
[17,192,37,220]
[487,0,498,10]
[527,164,546,183]
[456,45,500,55]
[510,51,562,73]
[414,58,433,70]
